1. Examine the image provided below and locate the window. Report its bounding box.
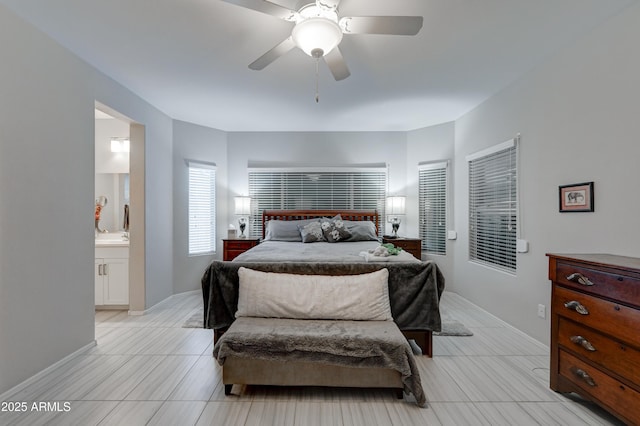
[188,161,216,255]
[248,166,387,238]
[467,140,517,273]
[418,162,448,255]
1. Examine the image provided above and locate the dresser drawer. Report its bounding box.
[553,286,640,349]
[555,261,640,307]
[559,350,640,425]
[558,317,640,385]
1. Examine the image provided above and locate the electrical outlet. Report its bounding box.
[537,304,546,319]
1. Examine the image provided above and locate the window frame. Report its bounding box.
[418,161,449,256]
[187,160,217,256]
[466,140,518,274]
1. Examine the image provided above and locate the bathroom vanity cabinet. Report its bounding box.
[95,246,129,306]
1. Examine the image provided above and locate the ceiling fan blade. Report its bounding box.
[324,47,350,81]
[339,16,423,35]
[248,37,296,70]
[316,0,342,12]
[221,0,298,21]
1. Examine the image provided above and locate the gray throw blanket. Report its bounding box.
[213,317,427,407]
[201,261,445,333]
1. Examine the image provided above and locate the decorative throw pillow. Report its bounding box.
[320,215,352,243]
[236,267,392,321]
[298,220,325,243]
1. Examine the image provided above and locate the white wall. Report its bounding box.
[95,118,129,174]
[406,122,455,278]
[0,5,174,394]
[452,3,640,344]
[227,132,408,237]
[173,120,228,293]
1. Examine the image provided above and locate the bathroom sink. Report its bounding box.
[95,232,129,246]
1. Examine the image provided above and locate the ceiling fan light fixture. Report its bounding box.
[292,17,343,57]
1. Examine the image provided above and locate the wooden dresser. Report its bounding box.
[547,253,640,425]
[223,238,259,261]
[382,236,422,260]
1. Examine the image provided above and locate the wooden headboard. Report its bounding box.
[261,209,380,239]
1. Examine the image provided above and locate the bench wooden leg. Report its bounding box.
[224,384,232,395]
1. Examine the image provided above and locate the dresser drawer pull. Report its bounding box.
[564,300,589,315]
[570,335,596,352]
[570,367,597,387]
[566,272,594,286]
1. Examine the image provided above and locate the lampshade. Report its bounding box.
[234,196,251,215]
[292,18,342,57]
[386,196,406,215]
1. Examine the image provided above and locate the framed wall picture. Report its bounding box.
[559,182,594,212]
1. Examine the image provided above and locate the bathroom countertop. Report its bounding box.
[95,232,129,247]
[95,240,129,247]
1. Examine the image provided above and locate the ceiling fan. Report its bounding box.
[222,0,424,81]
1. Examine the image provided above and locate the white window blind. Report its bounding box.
[418,162,447,255]
[467,140,517,273]
[248,167,387,238]
[188,161,216,255]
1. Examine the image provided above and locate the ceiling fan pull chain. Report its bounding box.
[315,56,320,103]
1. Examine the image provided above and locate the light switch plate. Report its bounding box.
[517,239,529,253]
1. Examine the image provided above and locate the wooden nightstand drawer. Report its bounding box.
[225,240,254,250]
[223,238,259,261]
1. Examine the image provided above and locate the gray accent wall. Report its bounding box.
[406,122,455,277]
[0,5,174,394]
[226,132,408,238]
[172,120,228,294]
[452,2,640,344]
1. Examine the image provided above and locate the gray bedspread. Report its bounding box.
[213,317,426,407]
[233,241,420,263]
[201,261,445,332]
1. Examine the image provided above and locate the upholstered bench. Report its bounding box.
[212,268,426,406]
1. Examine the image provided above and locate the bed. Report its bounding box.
[202,209,445,356]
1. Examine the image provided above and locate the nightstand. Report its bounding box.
[223,238,260,261]
[382,236,422,260]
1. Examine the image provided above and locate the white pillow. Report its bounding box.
[236,267,392,321]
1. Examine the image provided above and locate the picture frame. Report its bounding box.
[559,182,594,212]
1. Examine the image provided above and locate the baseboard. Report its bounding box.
[0,340,97,401]
[128,290,200,316]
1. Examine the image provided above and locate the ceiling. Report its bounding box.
[1,0,635,131]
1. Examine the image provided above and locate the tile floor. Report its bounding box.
[0,291,624,425]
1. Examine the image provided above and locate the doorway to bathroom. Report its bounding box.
[94,102,146,319]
